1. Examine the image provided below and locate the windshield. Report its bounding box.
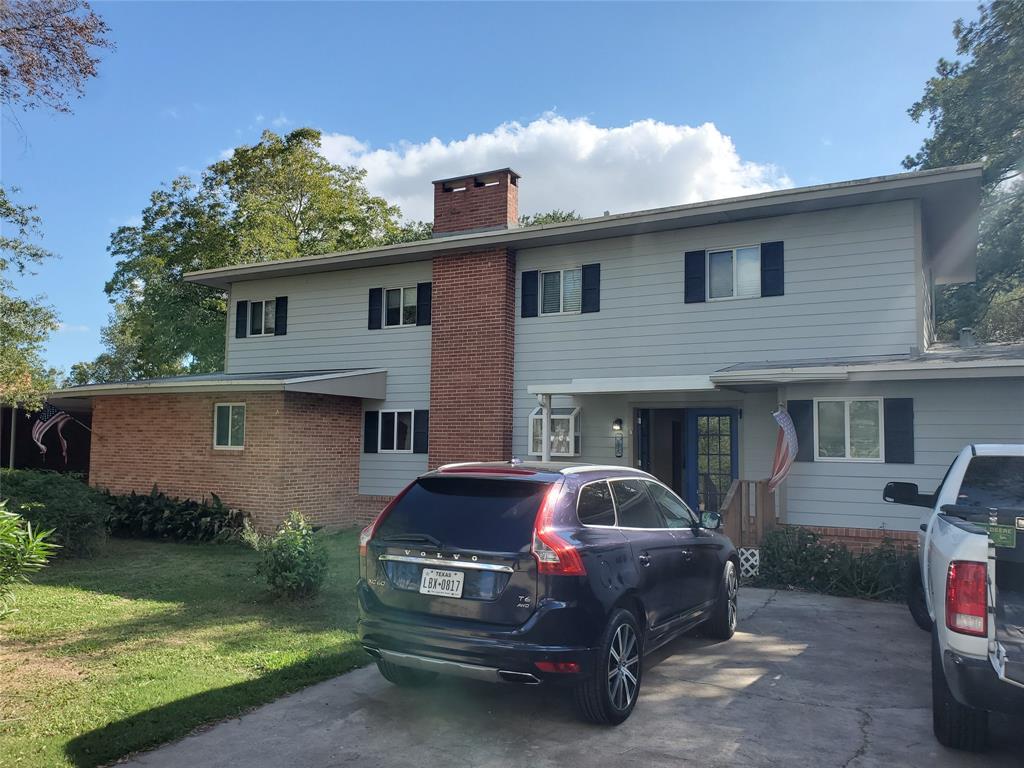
[957,456,1024,509]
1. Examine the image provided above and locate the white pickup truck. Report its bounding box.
[883,444,1024,752]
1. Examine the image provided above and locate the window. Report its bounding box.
[379,410,413,452]
[957,456,1024,509]
[528,406,581,456]
[814,398,883,461]
[646,482,697,528]
[577,481,616,526]
[611,479,664,529]
[384,287,417,327]
[214,403,245,449]
[707,245,760,300]
[248,299,276,336]
[540,268,582,314]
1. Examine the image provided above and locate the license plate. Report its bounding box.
[419,568,464,598]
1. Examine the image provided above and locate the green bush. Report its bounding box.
[759,526,916,601]
[0,501,59,619]
[242,511,328,599]
[106,486,248,542]
[0,469,110,556]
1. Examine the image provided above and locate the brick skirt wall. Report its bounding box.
[90,392,375,531]
[793,524,919,553]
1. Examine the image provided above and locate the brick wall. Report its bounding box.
[432,171,518,235]
[794,524,918,553]
[428,247,516,467]
[90,392,375,531]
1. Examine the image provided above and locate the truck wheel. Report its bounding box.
[376,658,437,687]
[906,566,932,632]
[931,629,988,751]
[704,560,738,640]
[574,608,642,725]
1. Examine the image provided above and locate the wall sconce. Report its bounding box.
[611,418,623,432]
[612,418,624,458]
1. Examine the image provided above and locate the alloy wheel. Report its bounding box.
[607,623,640,711]
[726,563,739,632]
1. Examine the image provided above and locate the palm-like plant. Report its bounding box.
[0,501,59,619]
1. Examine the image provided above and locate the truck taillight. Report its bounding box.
[945,560,988,637]
[532,483,586,576]
[359,482,414,558]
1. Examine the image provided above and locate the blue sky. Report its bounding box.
[2,1,974,372]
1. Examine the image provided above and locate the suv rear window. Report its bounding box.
[376,477,550,552]
[577,481,615,526]
[957,456,1024,509]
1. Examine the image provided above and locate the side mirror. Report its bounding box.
[700,511,723,531]
[882,481,933,508]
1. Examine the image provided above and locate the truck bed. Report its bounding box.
[995,563,1024,687]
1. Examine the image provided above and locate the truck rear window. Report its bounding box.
[376,477,551,552]
[957,456,1024,509]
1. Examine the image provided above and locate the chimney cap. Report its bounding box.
[431,167,521,186]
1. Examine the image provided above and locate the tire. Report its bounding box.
[574,608,643,725]
[376,658,438,687]
[906,566,933,632]
[931,629,989,751]
[704,560,739,641]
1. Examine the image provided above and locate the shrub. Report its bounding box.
[106,487,248,542]
[243,511,328,599]
[0,469,110,556]
[0,501,59,619]
[759,526,916,601]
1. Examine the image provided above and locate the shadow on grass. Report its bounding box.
[62,646,368,768]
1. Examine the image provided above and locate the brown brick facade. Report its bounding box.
[793,524,918,553]
[432,169,519,235]
[428,247,516,468]
[89,392,386,531]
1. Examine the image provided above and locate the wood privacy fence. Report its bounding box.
[720,479,777,548]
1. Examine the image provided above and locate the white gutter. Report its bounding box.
[528,375,716,396]
[710,358,1024,386]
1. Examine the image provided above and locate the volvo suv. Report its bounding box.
[357,462,740,724]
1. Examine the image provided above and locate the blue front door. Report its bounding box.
[685,409,739,514]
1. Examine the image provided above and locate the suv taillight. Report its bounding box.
[532,484,586,576]
[945,560,988,637]
[359,481,414,558]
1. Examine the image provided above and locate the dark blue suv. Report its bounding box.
[357,462,739,724]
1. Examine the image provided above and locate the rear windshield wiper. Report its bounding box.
[380,533,443,547]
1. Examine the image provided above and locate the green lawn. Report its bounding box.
[0,531,367,768]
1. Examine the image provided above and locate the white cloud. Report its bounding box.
[319,115,790,222]
[57,323,90,334]
[271,113,290,128]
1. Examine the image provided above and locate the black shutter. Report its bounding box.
[235,301,248,338]
[761,241,785,297]
[274,296,288,336]
[413,410,429,454]
[581,263,601,313]
[684,250,706,303]
[416,282,432,326]
[635,409,651,471]
[884,398,915,464]
[521,271,539,317]
[368,288,382,330]
[787,400,814,462]
[363,411,379,453]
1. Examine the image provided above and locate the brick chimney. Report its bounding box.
[432,168,520,236]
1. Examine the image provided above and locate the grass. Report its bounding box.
[0,530,367,768]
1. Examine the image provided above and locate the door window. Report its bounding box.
[646,482,697,528]
[611,479,664,529]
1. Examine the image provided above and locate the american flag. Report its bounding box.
[768,408,799,492]
[32,403,72,463]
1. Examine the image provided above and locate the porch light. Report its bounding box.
[611,418,623,432]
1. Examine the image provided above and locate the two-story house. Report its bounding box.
[57,163,1024,548]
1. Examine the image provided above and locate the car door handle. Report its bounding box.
[638,552,652,567]
[680,548,694,561]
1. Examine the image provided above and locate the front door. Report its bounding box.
[685,409,739,516]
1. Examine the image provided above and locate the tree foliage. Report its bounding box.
[0,0,112,113]
[904,0,1024,341]
[519,209,582,227]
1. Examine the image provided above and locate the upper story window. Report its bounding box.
[541,268,582,314]
[249,299,276,335]
[213,403,245,450]
[385,287,417,327]
[235,297,287,339]
[814,397,883,462]
[708,245,761,300]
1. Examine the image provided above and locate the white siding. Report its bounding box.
[513,201,920,461]
[227,263,432,496]
[785,378,1024,532]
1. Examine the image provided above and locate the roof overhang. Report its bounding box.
[49,369,387,407]
[709,358,1024,387]
[528,375,715,396]
[184,164,983,290]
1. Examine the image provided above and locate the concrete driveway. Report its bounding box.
[124,588,1022,768]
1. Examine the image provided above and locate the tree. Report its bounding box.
[0,0,112,113]
[519,209,582,227]
[904,0,1024,341]
[0,187,60,409]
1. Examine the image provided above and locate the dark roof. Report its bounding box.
[717,342,1024,373]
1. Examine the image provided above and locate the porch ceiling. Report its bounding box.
[527,375,715,396]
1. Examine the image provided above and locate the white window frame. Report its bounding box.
[213,402,246,450]
[706,244,761,301]
[812,397,885,463]
[247,299,277,336]
[539,268,583,316]
[528,405,581,457]
[378,409,414,453]
[383,286,417,328]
